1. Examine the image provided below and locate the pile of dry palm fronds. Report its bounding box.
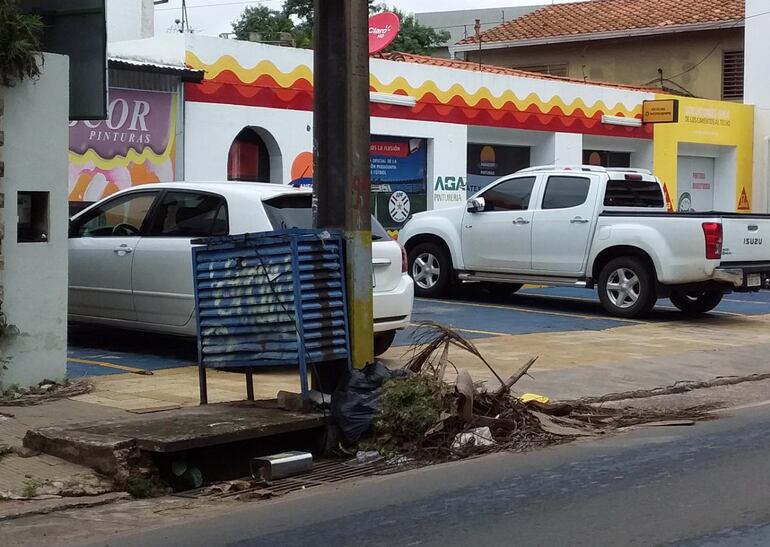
[388,322,717,461]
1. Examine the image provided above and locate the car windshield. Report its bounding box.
[262,194,389,240]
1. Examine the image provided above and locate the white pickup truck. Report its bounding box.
[398,165,770,318]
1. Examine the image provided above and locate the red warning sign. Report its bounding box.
[662,184,673,212]
[738,187,751,211]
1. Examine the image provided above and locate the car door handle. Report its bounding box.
[570,217,590,224]
[114,245,133,255]
[513,217,530,225]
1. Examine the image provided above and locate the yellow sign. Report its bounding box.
[653,95,754,212]
[643,99,679,124]
[738,188,751,211]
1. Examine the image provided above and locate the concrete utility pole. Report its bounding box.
[313,0,374,367]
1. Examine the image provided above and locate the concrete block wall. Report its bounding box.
[0,54,69,388]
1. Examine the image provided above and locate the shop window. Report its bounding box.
[370,135,428,230]
[467,144,530,197]
[513,63,568,77]
[17,191,49,243]
[722,50,744,101]
[227,127,272,182]
[583,150,631,168]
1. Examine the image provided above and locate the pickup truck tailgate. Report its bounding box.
[722,216,770,262]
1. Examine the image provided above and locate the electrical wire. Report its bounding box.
[155,0,281,11]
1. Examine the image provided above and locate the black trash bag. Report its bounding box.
[331,361,411,444]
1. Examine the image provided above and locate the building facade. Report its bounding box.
[74,34,753,235]
[453,0,745,102]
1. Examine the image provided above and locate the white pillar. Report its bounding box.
[745,0,770,212]
[531,132,583,166]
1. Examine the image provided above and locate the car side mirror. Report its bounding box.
[467,197,485,213]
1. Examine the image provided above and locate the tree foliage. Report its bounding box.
[0,0,43,87]
[383,8,450,56]
[232,1,450,54]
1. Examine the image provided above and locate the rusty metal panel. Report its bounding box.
[192,229,351,396]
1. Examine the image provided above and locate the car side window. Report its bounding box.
[542,176,591,210]
[480,176,536,211]
[72,192,158,238]
[147,191,229,237]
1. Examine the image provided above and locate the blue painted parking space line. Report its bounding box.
[66,361,115,378]
[519,286,770,316]
[67,345,194,377]
[391,298,627,348]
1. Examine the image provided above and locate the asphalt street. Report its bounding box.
[81,402,770,547]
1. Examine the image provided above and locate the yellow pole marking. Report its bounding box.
[67,358,154,376]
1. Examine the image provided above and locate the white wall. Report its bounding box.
[107,0,154,42]
[184,102,470,209]
[0,54,69,387]
[185,102,313,184]
[745,0,770,212]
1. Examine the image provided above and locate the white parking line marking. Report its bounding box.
[419,297,643,324]
[409,322,507,336]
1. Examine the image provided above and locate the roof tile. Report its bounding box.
[375,51,662,92]
[458,0,744,45]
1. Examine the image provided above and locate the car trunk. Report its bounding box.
[262,193,402,293]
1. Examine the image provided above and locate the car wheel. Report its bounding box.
[669,289,723,314]
[481,282,523,297]
[598,256,657,318]
[374,330,397,357]
[408,242,451,298]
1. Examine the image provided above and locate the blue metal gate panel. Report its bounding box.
[191,229,351,397]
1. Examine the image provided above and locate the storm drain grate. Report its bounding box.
[176,458,415,500]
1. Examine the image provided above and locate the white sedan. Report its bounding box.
[68,182,414,356]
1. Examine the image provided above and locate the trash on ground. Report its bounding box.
[331,361,411,444]
[341,321,718,462]
[250,451,313,482]
[451,426,496,450]
[520,393,550,404]
[0,379,93,406]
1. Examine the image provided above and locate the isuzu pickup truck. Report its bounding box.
[398,165,770,318]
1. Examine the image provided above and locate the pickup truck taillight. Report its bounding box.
[702,222,722,260]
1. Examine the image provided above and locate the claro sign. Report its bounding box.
[368,12,400,54]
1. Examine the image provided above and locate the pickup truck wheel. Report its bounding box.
[374,330,396,357]
[670,289,723,314]
[481,282,523,297]
[598,257,657,318]
[408,242,451,297]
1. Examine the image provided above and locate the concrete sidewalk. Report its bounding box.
[4,312,770,507]
[397,313,770,400]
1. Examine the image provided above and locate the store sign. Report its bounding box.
[642,99,679,124]
[368,12,400,54]
[68,88,177,202]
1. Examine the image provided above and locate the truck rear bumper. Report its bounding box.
[713,264,770,289]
